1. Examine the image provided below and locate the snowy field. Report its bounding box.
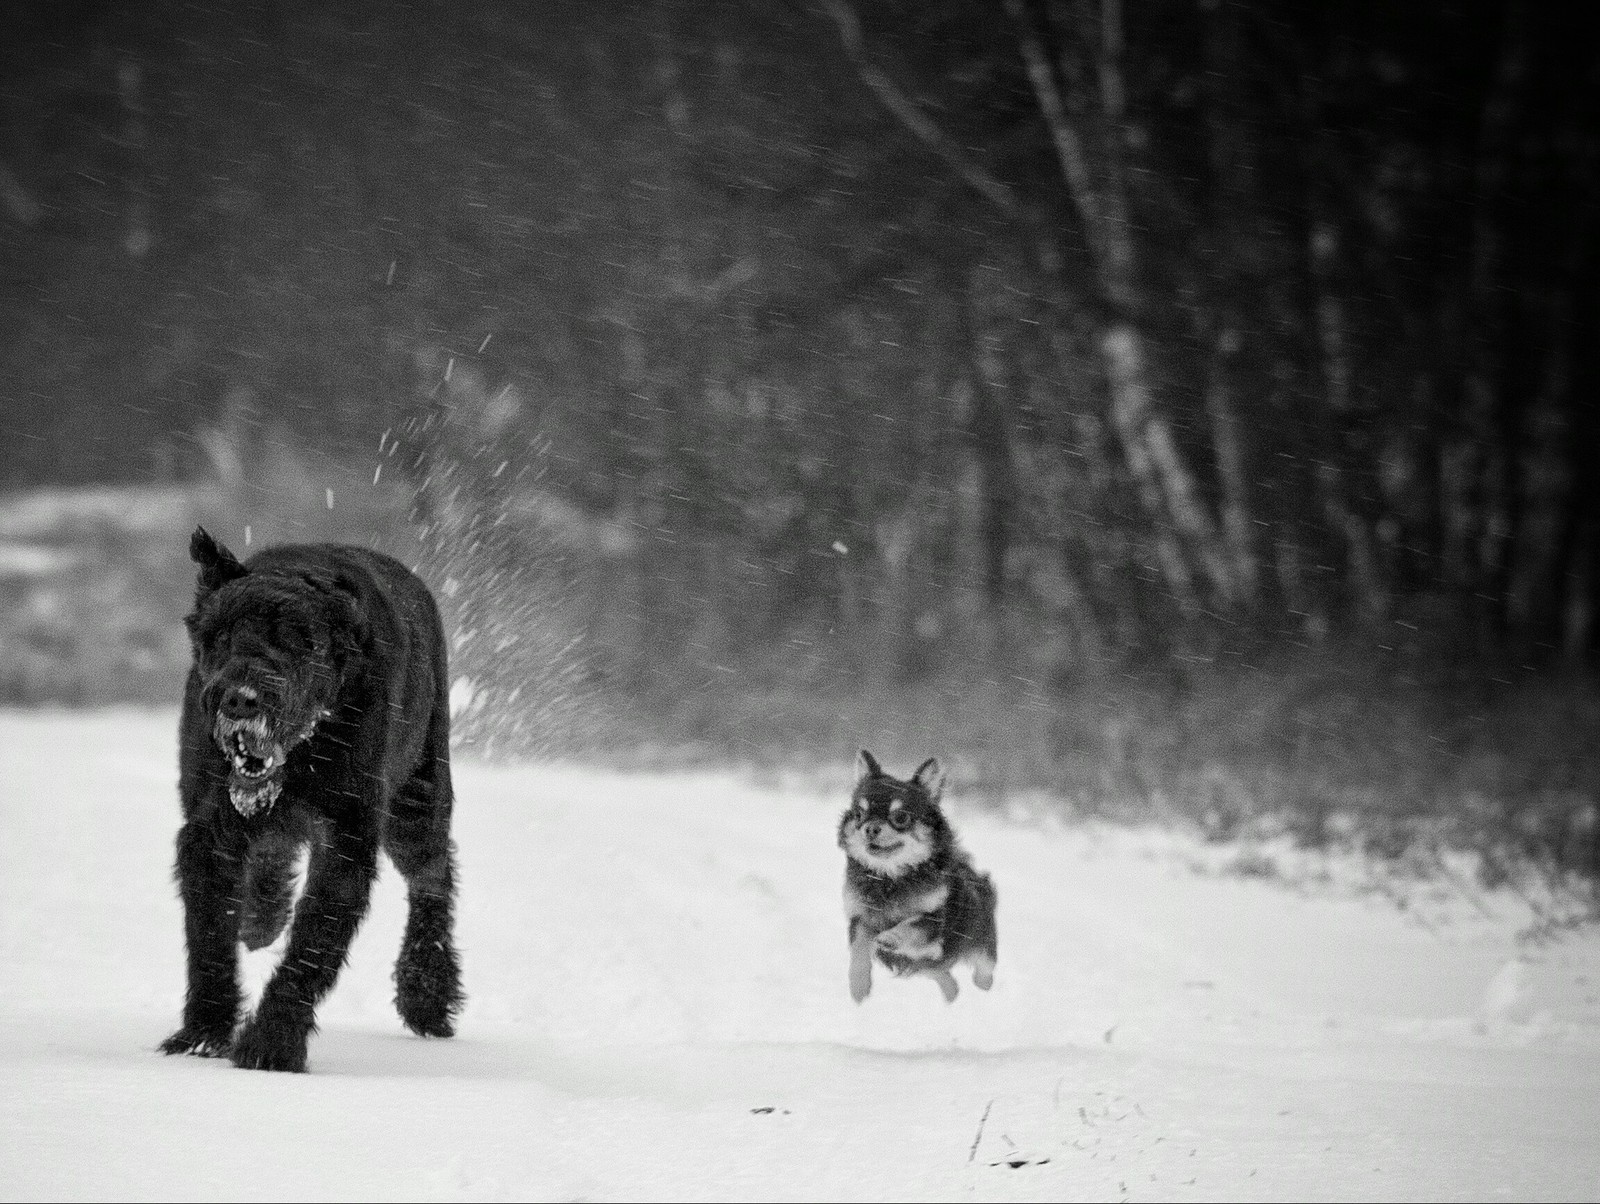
[3,709,1600,1202]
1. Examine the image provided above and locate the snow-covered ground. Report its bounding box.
[3,708,1599,1202]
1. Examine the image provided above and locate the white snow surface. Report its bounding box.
[3,708,1600,1202]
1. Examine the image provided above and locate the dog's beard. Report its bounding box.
[212,709,328,816]
[843,825,934,878]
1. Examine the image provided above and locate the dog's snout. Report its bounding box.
[862,819,883,841]
[220,684,260,720]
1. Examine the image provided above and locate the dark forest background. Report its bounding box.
[2,0,1598,881]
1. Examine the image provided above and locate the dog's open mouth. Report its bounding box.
[214,715,288,816]
[228,728,278,779]
[213,710,330,816]
[218,715,284,777]
[865,839,905,857]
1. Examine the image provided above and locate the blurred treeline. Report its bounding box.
[3,0,1599,873]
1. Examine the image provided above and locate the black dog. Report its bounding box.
[839,751,997,1003]
[159,527,463,1072]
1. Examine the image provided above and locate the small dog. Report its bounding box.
[839,750,997,1003]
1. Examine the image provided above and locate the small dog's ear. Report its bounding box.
[911,757,945,803]
[190,526,248,598]
[856,749,884,783]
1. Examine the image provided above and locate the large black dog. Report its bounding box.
[160,527,463,1072]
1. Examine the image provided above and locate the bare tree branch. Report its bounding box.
[1001,0,1118,303]
[816,0,1019,217]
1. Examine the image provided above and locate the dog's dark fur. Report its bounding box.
[159,527,463,1072]
[839,750,997,1003]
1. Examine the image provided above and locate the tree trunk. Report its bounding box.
[1007,0,1234,616]
[962,278,1016,609]
[1204,330,1258,607]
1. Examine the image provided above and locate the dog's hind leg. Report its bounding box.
[387,824,463,1038]
[928,967,960,999]
[230,820,378,1072]
[384,704,463,1038]
[970,951,996,991]
[160,819,247,1058]
[875,916,943,963]
[972,873,998,991]
[930,968,960,1003]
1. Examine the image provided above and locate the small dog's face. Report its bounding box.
[186,528,343,815]
[838,750,949,877]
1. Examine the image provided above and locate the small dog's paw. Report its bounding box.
[159,1025,232,1058]
[849,960,873,1003]
[229,1015,309,1073]
[933,969,960,1002]
[874,917,942,962]
[973,957,995,991]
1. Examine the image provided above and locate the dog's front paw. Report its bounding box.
[230,1015,309,1073]
[159,1025,233,1058]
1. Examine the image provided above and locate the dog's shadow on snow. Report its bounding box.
[305,1027,1094,1104]
[308,1029,564,1082]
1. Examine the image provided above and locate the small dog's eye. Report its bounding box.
[889,810,912,831]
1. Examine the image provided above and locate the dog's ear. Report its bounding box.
[911,757,946,803]
[190,526,248,598]
[855,749,884,784]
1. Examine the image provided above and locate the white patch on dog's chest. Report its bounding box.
[894,881,949,922]
[845,878,949,929]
